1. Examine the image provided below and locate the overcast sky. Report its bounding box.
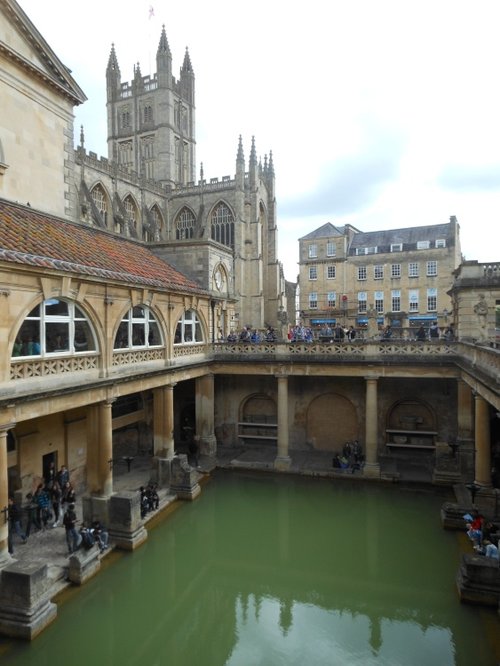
[19,0,500,281]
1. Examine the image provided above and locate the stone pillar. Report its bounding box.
[108,491,148,551]
[474,394,491,488]
[457,380,473,440]
[0,425,12,567]
[275,374,291,471]
[153,384,175,459]
[152,384,176,487]
[0,563,57,639]
[98,399,114,497]
[363,377,380,478]
[195,374,217,458]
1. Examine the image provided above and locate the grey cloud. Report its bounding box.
[438,164,500,192]
[279,128,405,218]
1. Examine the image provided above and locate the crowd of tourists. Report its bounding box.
[464,509,500,560]
[7,464,109,557]
[222,322,456,344]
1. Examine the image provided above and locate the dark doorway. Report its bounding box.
[42,451,57,487]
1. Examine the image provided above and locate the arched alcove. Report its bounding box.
[307,393,358,451]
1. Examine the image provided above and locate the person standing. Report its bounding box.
[429,321,440,339]
[63,503,82,554]
[51,481,62,527]
[8,496,27,544]
[24,492,40,536]
[416,325,427,342]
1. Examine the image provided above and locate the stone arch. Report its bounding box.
[307,393,358,451]
[149,204,164,240]
[240,393,277,423]
[123,193,140,234]
[386,399,436,432]
[210,200,235,249]
[174,206,196,240]
[89,182,112,228]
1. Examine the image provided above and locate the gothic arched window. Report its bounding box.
[114,306,163,350]
[174,310,203,345]
[90,184,109,227]
[123,195,139,233]
[211,202,234,249]
[143,105,153,124]
[150,205,163,239]
[175,208,195,240]
[12,299,97,358]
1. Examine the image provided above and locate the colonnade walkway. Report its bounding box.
[8,446,434,602]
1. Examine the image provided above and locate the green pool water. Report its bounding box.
[1,471,498,665]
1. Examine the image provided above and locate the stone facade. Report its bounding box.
[298,220,461,336]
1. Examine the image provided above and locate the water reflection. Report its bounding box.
[0,472,498,666]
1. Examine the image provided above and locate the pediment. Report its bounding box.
[0,0,86,104]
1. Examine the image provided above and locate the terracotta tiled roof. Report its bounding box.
[0,199,204,293]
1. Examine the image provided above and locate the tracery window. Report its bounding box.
[12,299,97,358]
[143,105,153,124]
[175,208,195,240]
[123,195,138,232]
[211,203,234,249]
[174,309,203,344]
[90,184,108,226]
[114,306,162,349]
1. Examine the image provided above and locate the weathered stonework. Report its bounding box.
[0,563,57,639]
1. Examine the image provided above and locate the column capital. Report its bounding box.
[0,422,16,434]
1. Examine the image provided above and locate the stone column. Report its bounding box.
[151,384,176,487]
[457,380,474,440]
[363,377,380,478]
[153,384,175,459]
[0,425,13,567]
[275,374,291,471]
[97,399,114,497]
[474,394,491,488]
[195,374,217,458]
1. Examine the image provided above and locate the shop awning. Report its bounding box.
[311,319,336,324]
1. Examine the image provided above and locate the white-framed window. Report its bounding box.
[358,291,367,313]
[374,265,384,280]
[417,240,430,249]
[114,305,163,349]
[391,290,401,312]
[374,291,384,313]
[327,265,336,279]
[356,247,377,255]
[427,260,438,276]
[13,299,97,358]
[327,291,336,308]
[409,289,419,312]
[408,262,419,278]
[326,241,336,257]
[309,292,318,309]
[309,266,318,280]
[391,243,402,252]
[174,309,203,344]
[308,244,318,258]
[391,263,401,278]
[357,266,367,280]
[427,288,437,312]
[435,239,446,248]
